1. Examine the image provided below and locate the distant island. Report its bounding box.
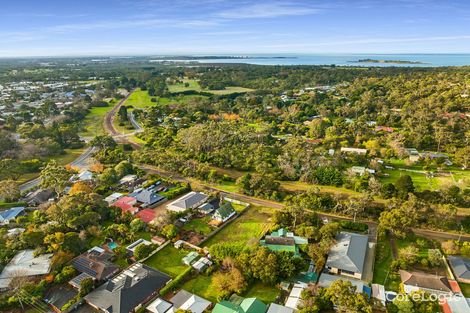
[351,58,425,64]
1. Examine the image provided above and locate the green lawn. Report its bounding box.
[144,245,190,277]
[182,274,220,303]
[230,202,248,213]
[280,180,363,197]
[201,205,274,248]
[381,158,470,191]
[373,235,394,287]
[182,275,279,304]
[122,88,158,109]
[212,180,240,193]
[79,102,116,138]
[168,79,254,95]
[207,86,255,95]
[182,216,213,235]
[242,281,280,303]
[168,79,202,93]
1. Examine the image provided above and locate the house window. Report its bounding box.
[340,269,356,276]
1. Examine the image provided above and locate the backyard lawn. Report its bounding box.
[242,281,280,303]
[144,245,190,277]
[372,235,394,287]
[182,216,213,235]
[181,274,220,303]
[202,205,274,248]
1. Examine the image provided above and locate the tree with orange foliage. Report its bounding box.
[69,181,93,195]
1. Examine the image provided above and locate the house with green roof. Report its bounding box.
[212,202,236,223]
[213,297,267,313]
[259,228,307,257]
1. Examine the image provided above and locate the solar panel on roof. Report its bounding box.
[73,258,98,277]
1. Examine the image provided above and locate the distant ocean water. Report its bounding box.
[188,54,470,67]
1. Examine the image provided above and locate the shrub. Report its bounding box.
[160,267,193,296]
[339,220,368,233]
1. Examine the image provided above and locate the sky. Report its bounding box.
[1,0,470,57]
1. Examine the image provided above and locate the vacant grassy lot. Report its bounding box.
[207,86,255,95]
[122,88,158,109]
[202,205,274,248]
[80,105,114,138]
[168,79,254,95]
[144,245,190,277]
[380,158,470,191]
[280,180,363,198]
[168,79,202,93]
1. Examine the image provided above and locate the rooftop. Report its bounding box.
[325,232,368,274]
[84,263,171,313]
[0,250,52,289]
[448,256,470,280]
[167,192,208,211]
[170,289,211,313]
[399,270,452,293]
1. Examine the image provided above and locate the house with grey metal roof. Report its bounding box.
[325,232,369,280]
[267,303,294,313]
[170,289,211,313]
[0,250,52,290]
[84,263,170,313]
[448,255,470,284]
[166,192,208,212]
[129,188,165,208]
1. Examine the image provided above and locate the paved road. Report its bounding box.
[129,111,143,132]
[104,89,143,149]
[139,163,470,243]
[19,146,96,192]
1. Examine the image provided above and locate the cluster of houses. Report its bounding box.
[0,80,96,125]
[166,191,238,224]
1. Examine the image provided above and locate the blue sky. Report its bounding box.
[1,0,470,57]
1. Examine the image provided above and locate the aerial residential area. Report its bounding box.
[1,1,470,313]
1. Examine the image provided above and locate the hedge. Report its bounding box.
[159,267,193,296]
[339,220,369,233]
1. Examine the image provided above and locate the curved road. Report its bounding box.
[19,146,97,192]
[103,88,143,149]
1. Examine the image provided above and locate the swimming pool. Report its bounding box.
[107,242,118,250]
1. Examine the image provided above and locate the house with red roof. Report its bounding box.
[136,209,156,223]
[112,196,139,215]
